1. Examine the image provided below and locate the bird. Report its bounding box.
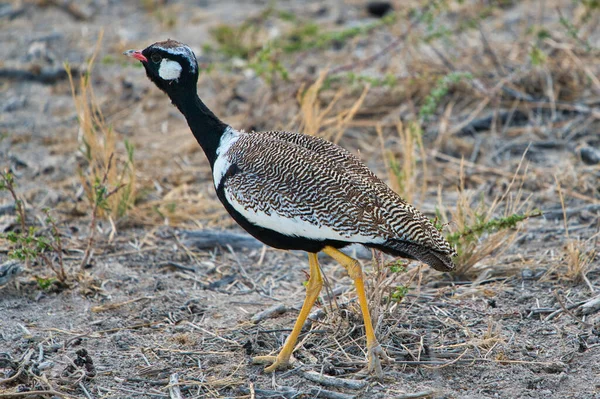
[125,39,456,378]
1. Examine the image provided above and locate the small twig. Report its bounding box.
[182,321,242,347]
[251,303,288,323]
[553,291,592,328]
[0,367,24,385]
[394,390,436,399]
[44,209,67,281]
[168,373,184,399]
[78,382,93,399]
[580,295,600,316]
[91,296,155,313]
[0,391,77,399]
[545,300,587,321]
[301,370,366,390]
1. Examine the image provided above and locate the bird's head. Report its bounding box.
[124,39,198,95]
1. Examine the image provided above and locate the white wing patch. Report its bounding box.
[158,59,183,81]
[213,127,241,188]
[224,188,384,243]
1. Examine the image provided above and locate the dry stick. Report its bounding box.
[0,391,77,399]
[581,295,600,315]
[395,390,437,399]
[545,299,588,321]
[91,295,155,313]
[251,303,287,323]
[78,382,93,399]
[301,370,366,390]
[553,291,592,328]
[168,373,184,399]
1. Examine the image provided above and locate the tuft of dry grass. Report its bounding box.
[293,70,369,143]
[66,31,136,222]
[545,176,598,290]
[436,152,538,279]
[380,121,428,205]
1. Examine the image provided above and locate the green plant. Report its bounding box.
[388,260,407,274]
[391,285,409,302]
[557,9,592,51]
[419,72,472,121]
[248,44,289,83]
[436,157,541,278]
[446,210,542,250]
[529,45,547,66]
[0,171,68,284]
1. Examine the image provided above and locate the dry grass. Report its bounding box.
[66,31,136,222]
[545,176,598,290]
[379,122,428,205]
[436,152,536,279]
[294,70,370,142]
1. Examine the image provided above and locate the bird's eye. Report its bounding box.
[151,53,162,63]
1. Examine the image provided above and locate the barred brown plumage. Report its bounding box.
[222,130,456,270]
[126,39,456,378]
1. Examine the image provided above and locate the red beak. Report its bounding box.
[123,49,147,62]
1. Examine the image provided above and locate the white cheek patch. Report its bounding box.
[158,59,182,81]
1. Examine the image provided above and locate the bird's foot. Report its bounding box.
[365,342,392,379]
[252,355,293,373]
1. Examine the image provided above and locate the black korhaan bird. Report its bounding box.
[125,40,456,377]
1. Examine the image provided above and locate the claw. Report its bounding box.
[252,355,293,372]
[366,342,392,379]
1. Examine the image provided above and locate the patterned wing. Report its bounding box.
[222,133,453,256]
[254,131,391,190]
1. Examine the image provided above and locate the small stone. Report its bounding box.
[521,268,534,280]
[580,146,600,165]
[367,2,393,18]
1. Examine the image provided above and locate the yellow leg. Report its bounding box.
[253,252,323,372]
[322,246,391,378]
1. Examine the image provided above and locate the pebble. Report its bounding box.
[366,1,393,18]
[580,146,600,165]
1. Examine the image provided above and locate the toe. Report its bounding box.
[366,343,391,378]
[252,355,291,372]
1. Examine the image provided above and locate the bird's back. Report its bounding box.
[217,130,456,271]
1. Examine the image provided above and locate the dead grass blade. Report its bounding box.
[295,70,369,142]
[66,30,136,221]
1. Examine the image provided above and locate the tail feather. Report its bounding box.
[371,240,456,272]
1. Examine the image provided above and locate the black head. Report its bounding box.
[124,39,199,95]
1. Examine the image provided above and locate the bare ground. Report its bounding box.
[1,1,600,398]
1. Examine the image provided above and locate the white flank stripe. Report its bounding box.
[213,127,241,188]
[158,59,183,81]
[224,188,384,243]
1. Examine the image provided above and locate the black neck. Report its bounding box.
[170,88,228,168]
